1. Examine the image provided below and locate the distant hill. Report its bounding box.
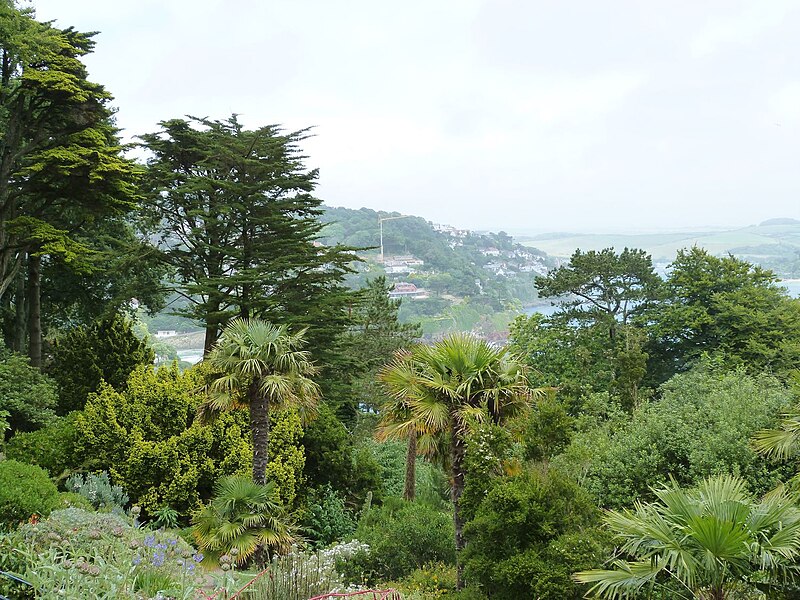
[319,205,558,336]
[517,220,800,277]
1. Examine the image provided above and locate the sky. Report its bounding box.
[29,0,800,233]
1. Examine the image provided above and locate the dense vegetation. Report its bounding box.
[3,3,800,600]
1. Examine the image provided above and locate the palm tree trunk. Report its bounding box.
[450,419,467,590]
[403,430,417,501]
[249,380,270,485]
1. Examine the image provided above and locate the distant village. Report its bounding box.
[382,223,552,301]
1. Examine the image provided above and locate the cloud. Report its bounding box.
[691,1,798,57]
[768,82,800,126]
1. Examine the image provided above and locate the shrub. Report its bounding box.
[462,468,607,600]
[396,562,457,598]
[5,414,80,478]
[49,312,155,414]
[0,349,57,436]
[341,499,456,583]
[302,484,357,548]
[75,364,252,519]
[302,403,384,506]
[0,460,60,528]
[65,471,129,511]
[555,364,798,508]
[0,508,205,599]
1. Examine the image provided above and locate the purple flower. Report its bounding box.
[132,555,142,566]
[151,551,166,567]
[192,553,203,563]
[144,534,156,548]
[168,538,178,546]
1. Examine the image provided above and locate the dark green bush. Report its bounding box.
[302,484,356,548]
[462,468,607,600]
[555,364,797,508]
[0,460,60,528]
[49,312,154,414]
[5,414,80,478]
[0,349,57,437]
[342,499,455,583]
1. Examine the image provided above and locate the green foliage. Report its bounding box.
[302,403,384,506]
[342,500,456,583]
[462,468,606,600]
[0,508,205,599]
[0,348,57,435]
[203,318,320,486]
[75,364,252,518]
[648,247,800,382]
[396,562,457,598]
[519,394,573,462]
[140,116,359,360]
[265,409,305,508]
[49,312,155,414]
[0,460,59,528]
[150,505,180,530]
[575,475,800,599]
[509,313,616,405]
[191,475,293,566]
[5,414,80,478]
[460,422,520,524]
[556,363,796,509]
[65,471,129,511]
[361,438,444,502]
[329,276,421,419]
[56,491,93,511]
[0,3,141,318]
[301,484,357,548]
[536,247,661,336]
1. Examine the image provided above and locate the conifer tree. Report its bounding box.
[139,116,358,358]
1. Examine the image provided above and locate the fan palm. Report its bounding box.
[753,373,800,461]
[377,349,418,500]
[192,475,293,566]
[574,474,800,600]
[202,318,321,484]
[378,334,537,588]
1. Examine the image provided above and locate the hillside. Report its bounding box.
[320,206,558,335]
[517,220,800,276]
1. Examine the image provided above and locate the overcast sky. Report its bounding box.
[30,0,800,233]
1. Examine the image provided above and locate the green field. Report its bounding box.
[519,222,800,265]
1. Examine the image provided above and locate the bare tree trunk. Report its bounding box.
[249,379,271,485]
[450,419,467,590]
[403,430,417,501]
[203,322,218,357]
[12,261,26,352]
[26,254,41,367]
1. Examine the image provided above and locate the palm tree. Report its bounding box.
[377,348,419,501]
[202,318,321,485]
[192,475,293,566]
[378,334,536,588]
[753,398,800,462]
[574,474,800,600]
